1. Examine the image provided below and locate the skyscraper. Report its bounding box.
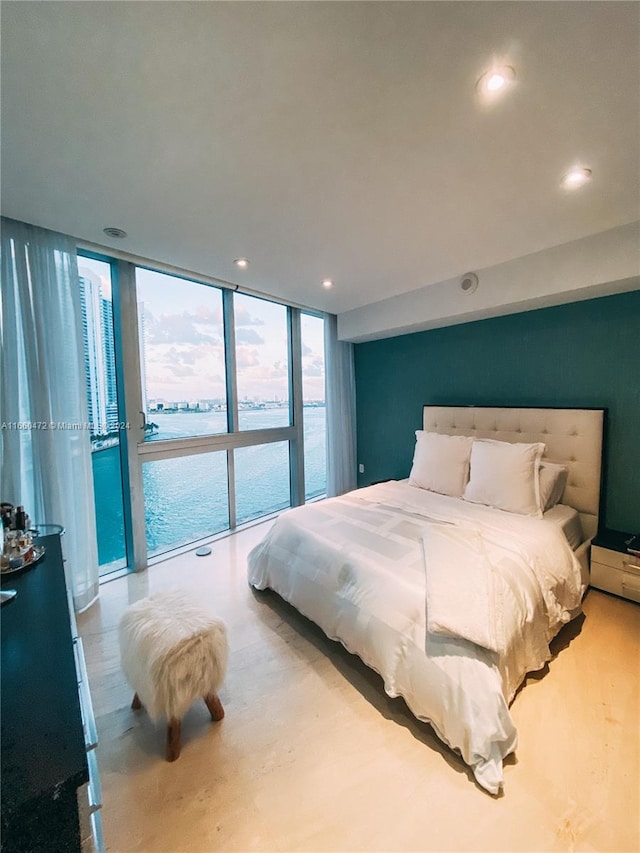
[79,270,119,436]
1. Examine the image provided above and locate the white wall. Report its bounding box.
[338,221,640,342]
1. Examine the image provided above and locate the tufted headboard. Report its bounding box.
[423,406,605,541]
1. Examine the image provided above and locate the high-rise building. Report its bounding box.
[79,271,119,435]
[102,294,118,430]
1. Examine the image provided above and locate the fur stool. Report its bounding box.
[118,590,228,761]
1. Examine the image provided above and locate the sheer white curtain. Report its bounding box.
[324,313,357,496]
[1,218,99,611]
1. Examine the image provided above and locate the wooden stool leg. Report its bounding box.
[131,692,142,710]
[204,693,225,722]
[166,718,182,762]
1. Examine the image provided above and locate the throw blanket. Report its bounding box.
[423,523,544,653]
[422,517,583,693]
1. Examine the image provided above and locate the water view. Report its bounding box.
[92,406,326,572]
[80,256,327,575]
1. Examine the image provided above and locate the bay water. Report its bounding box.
[93,407,326,572]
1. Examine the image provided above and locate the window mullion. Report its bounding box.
[226,447,236,529]
[223,289,238,526]
[223,289,238,433]
[115,258,148,571]
[289,307,305,507]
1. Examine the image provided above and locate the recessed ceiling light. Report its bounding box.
[561,167,592,189]
[103,226,127,239]
[234,258,249,269]
[322,279,334,289]
[487,73,507,92]
[476,65,516,100]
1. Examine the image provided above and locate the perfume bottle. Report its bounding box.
[14,506,26,532]
[1,503,13,530]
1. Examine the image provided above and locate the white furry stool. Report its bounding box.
[118,590,228,761]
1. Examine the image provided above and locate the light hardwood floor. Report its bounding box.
[79,522,640,852]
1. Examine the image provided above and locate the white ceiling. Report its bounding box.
[2,1,638,315]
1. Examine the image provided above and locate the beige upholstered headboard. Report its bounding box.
[423,406,605,540]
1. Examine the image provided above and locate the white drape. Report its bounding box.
[1,218,99,611]
[324,313,357,497]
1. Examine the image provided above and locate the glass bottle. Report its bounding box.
[15,506,26,532]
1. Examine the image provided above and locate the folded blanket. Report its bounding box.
[423,524,505,653]
[422,522,557,679]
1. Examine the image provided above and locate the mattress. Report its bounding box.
[544,503,584,550]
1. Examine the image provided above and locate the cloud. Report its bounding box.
[235,304,265,327]
[161,347,197,366]
[302,343,313,356]
[145,361,227,398]
[235,327,265,345]
[143,341,228,397]
[270,360,289,379]
[167,364,196,377]
[303,364,323,377]
[302,355,324,375]
[145,311,221,345]
[236,346,260,368]
[238,361,289,381]
[193,304,223,325]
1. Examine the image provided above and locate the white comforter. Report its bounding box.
[247,481,583,794]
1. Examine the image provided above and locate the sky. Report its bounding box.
[79,259,325,404]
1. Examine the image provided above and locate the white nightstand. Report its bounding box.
[591,530,640,603]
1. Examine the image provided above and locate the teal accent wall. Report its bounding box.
[354,290,640,533]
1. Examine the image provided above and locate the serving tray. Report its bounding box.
[1,544,46,576]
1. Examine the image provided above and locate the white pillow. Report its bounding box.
[463,439,545,517]
[539,462,569,512]
[409,431,474,498]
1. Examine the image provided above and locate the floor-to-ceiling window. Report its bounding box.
[136,268,228,442]
[77,255,128,575]
[232,292,293,522]
[142,451,230,555]
[135,268,230,556]
[234,293,290,430]
[79,252,327,571]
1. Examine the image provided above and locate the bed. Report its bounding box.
[248,406,604,793]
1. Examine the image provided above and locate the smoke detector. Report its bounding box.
[460,272,478,294]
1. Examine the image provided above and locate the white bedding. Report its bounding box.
[247,480,584,794]
[544,503,583,550]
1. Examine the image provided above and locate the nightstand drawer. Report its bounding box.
[591,545,640,574]
[591,560,640,603]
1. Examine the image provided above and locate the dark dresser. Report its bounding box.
[1,534,103,852]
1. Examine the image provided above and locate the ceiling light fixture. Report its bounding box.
[561,167,592,189]
[103,226,127,239]
[234,258,249,269]
[322,279,334,289]
[486,73,508,92]
[476,65,516,100]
